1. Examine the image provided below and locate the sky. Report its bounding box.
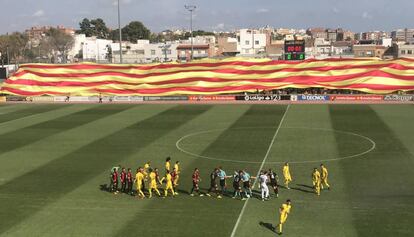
[0,0,413,34]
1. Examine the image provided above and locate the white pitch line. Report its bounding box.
[230,104,290,237]
[176,126,376,164]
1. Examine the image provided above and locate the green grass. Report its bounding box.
[0,104,413,237]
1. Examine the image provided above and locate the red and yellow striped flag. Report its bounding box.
[1,57,414,96]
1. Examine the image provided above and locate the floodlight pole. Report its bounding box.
[185,5,196,61]
[252,29,254,56]
[6,46,10,65]
[117,0,123,64]
[164,41,168,62]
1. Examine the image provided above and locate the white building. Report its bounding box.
[112,41,179,64]
[237,29,267,56]
[381,38,393,47]
[397,44,414,58]
[68,34,86,62]
[67,34,113,63]
[82,37,113,62]
[310,38,332,58]
[183,35,216,45]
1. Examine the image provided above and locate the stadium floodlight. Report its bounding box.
[117,0,123,64]
[184,5,196,61]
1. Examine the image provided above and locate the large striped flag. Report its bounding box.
[1,57,414,96]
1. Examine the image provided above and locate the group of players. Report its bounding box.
[190,162,330,200]
[191,166,280,201]
[107,159,330,235]
[109,157,181,198]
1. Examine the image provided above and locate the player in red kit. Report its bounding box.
[126,168,133,195]
[120,168,126,193]
[112,169,119,194]
[153,168,163,193]
[190,168,204,197]
[171,168,179,195]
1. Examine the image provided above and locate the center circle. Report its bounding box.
[176,127,376,164]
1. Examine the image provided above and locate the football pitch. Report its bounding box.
[0,103,413,237]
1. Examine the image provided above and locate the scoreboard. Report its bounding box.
[284,40,305,60]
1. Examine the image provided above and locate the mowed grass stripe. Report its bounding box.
[0,105,97,136]
[0,104,69,123]
[329,105,414,237]
[8,105,248,237]
[120,105,287,237]
[0,105,173,186]
[114,105,252,236]
[246,104,358,237]
[197,105,289,164]
[370,105,414,161]
[0,105,212,235]
[0,104,35,114]
[0,105,133,157]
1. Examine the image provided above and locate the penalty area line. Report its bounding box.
[230,104,290,237]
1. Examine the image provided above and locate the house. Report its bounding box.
[312,38,332,58]
[217,36,239,56]
[306,28,327,40]
[67,34,113,63]
[331,41,353,56]
[237,29,268,56]
[391,29,414,44]
[353,44,387,58]
[265,44,284,59]
[112,41,179,64]
[177,44,211,61]
[397,44,414,58]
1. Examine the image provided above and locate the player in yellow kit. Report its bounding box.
[148,168,161,198]
[135,168,145,198]
[277,199,292,235]
[165,157,171,173]
[144,161,151,171]
[142,162,150,191]
[320,164,330,190]
[174,161,180,186]
[283,162,292,189]
[312,168,321,196]
[161,171,176,197]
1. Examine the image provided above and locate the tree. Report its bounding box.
[78,18,93,37]
[23,48,36,62]
[122,21,151,43]
[46,28,74,63]
[90,18,110,39]
[37,38,53,63]
[149,33,165,43]
[0,32,28,64]
[77,18,110,39]
[0,35,9,64]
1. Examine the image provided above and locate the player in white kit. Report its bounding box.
[258,170,270,201]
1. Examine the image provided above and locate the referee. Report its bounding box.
[218,167,229,196]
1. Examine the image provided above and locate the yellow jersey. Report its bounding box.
[165,173,172,184]
[136,172,144,185]
[321,167,328,179]
[283,165,291,178]
[150,172,156,182]
[280,203,292,216]
[174,163,180,174]
[312,170,321,183]
[149,172,157,187]
[165,161,170,171]
[144,163,150,170]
